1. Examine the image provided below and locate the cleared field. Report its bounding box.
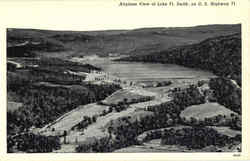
[180,103,237,121]
[40,103,109,133]
[62,106,141,145]
[41,101,155,152]
[102,88,156,105]
[131,96,172,109]
[65,107,154,143]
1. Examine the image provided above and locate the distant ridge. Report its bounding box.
[7,24,240,57]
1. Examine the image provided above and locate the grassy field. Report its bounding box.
[180,103,237,121]
[102,88,156,105]
[40,103,109,133]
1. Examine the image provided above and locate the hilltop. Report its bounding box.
[7,24,240,58]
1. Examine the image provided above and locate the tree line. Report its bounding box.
[161,127,241,149]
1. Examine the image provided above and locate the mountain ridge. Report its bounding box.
[7,24,241,57]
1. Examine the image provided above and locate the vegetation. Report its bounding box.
[36,57,101,72]
[209,77,241,114]
[7,56,121,153]
[111,101,130,112]
[182,114,241,128]
[102,90,154,106]
[139,80,172,88]
[179,102,239,126]
[7,42,65,57]
[146,85,205,116]
[7,57,101,85]
[119,33,241,85]
[7,133,60,153]
[7,83,120,134]
[7,26,242,153]
[155,81,172,87]
[75,136,113,152]
[72,115,97,131]
[161,127,240,149]
[76,85,207,152]
[8,25,240,58]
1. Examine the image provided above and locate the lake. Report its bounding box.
[71,57,215,82]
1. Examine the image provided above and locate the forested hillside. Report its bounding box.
[7,24,240,57]
[119,33,241,85]
[7,57,121,152]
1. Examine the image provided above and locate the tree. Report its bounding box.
[92,116,97,123]
[123,98,128,105]
[190,117,198,125]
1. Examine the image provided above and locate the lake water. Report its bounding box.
[72,57,215,82]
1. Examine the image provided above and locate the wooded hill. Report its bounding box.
[118,33,241,86]
[7,24,240,57]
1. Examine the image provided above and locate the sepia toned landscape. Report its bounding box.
[7,24,241,153]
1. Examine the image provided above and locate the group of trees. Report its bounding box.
[110,98,130,112]
[112,104,129,113]
[8,82,120,134]
[7,73,120,153]
[172,85,206,110]
[7,40,65,58]
[141,129,164,143]
[161,127,241,149]
[127,96,154,105]
[75,136,112,153]
[155,81,172,87]
[7,57,103,87]
[230,114,242,130]
[72,115,97,131]
[209,77,241,114]
[30,68,84,84]
[181,113,241,129]
[100,96,154,115]
[7,133,60,153]
[7,57,119,133]
[145,85,206,124]
[36,57,101,73]
[102,95,154,106]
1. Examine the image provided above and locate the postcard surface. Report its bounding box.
[0,0,249,160]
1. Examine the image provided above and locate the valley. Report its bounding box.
[7,24,242,153]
